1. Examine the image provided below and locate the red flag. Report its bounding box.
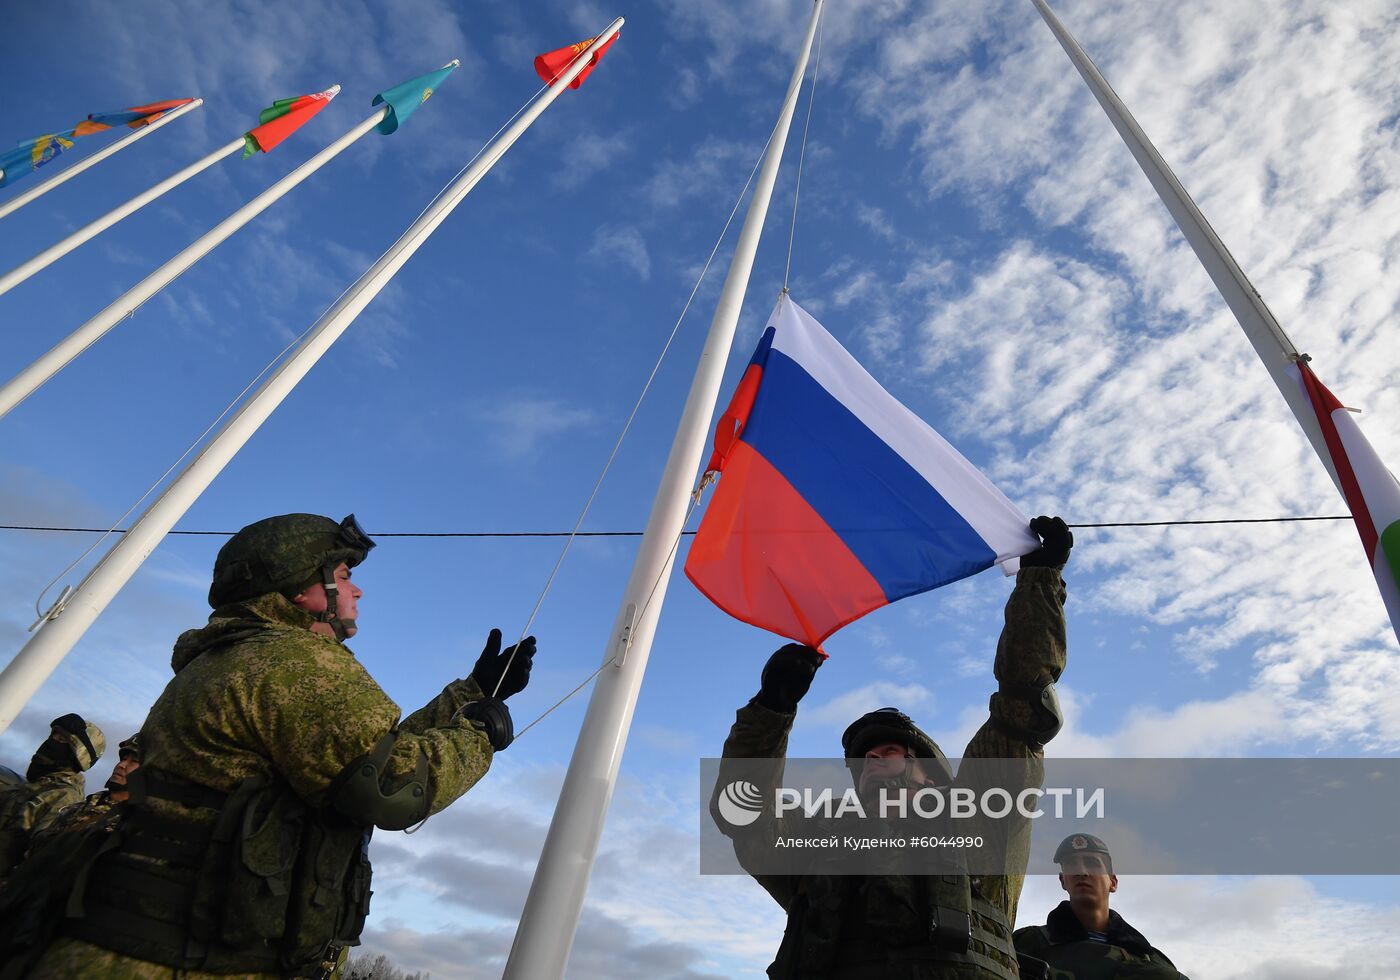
[534,33,617,90]
[243,86,339,158]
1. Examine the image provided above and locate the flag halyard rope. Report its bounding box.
[783,3,825,293]
[485,107,788,697]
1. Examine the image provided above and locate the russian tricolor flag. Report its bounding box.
[685,296,1039,649]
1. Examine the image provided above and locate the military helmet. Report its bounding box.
[50,713,106,771]
[842,707,954,785]
[118,733,141,761]
[1054,832,1112,872]
[209,513,375,608]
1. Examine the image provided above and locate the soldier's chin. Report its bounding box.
[858,773,917,808]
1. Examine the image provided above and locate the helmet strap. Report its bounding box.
[316,562,354,642]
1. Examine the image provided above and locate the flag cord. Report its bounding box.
[11,513,1358,541]
[482,111,787,698]
[503,490,707,742]
[782,3,825,293]
[29,84,553,625]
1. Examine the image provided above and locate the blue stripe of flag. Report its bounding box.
[740,348,995,600]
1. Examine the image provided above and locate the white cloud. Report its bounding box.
[641,138,760,210]
[474,395,597,461]
[797,680,932,728]
[553,131,632,191]
[588,224,651,280]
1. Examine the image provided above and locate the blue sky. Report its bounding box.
[3,0,1400,976]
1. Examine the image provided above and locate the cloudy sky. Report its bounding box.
[3,0,1399,976]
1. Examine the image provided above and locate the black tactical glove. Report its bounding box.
[461,697,514,751]
[755,643,824,713]
[470,629,536,700]
[1020,515,1073,570]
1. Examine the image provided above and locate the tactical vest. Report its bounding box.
[64,766,373,975]
[769,870,1020,979]
[1013,932,1186,980]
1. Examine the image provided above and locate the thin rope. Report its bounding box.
[484,109,786,697]
[783,5,825,292]
[512,656,617,741]
[510,490,708,739]
[3,515,1357,541]
[29,83,551,624]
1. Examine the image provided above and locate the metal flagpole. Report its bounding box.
[0,86,340,296]
[502,3,825,977]
[0,135,248,296]
[1029,0,1339,492]
[0,24,622,735]
[0,99,203,222]
[0,96,377,422]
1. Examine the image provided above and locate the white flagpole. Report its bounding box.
[0,139,243,296]
[0,95,378,422]
[0,25,622,736]
[1029,0,1340,492]
[0,99,203,222]
[503,3,825,977]
[0,87,341,297]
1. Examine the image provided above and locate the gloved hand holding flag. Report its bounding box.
[684,295,1041,650]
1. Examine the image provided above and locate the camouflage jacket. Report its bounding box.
[717,566,1068,979]
[26,790,119,854]
[33,593,496,978]
[0,769,84,874]
[137,591,494,811]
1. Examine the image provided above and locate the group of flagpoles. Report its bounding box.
[0,99,203,222]
[502,3,825,976]
[0,27,622,737]
[1029,0,1339,494]
[0,135,248,296]
[0,96,380,422]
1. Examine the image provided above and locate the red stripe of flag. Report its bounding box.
[1297,361,1378,558]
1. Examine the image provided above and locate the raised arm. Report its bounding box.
[961,516,1072,922]
[712,644,824,910]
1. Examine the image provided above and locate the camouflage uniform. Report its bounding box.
[717,566,1068,979]
[1014,902,1189,979]
[30,590,497,979]
[0,768,86,873]
[25,787,121,853]
[0,714,105,876]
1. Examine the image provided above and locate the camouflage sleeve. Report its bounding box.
[960,566,1068,927]
[20,773,85,834]
[250,637,493,817]
[399,675,485,734]
[712,699,803,910]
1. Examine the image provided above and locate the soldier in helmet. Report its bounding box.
[1013,834,1189,979]
[22,733,141,857]
[27,513,533,979]
[713,516,1073,979]
[0,713,106,875]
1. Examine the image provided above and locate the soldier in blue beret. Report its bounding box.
[1013,833,1189,979]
